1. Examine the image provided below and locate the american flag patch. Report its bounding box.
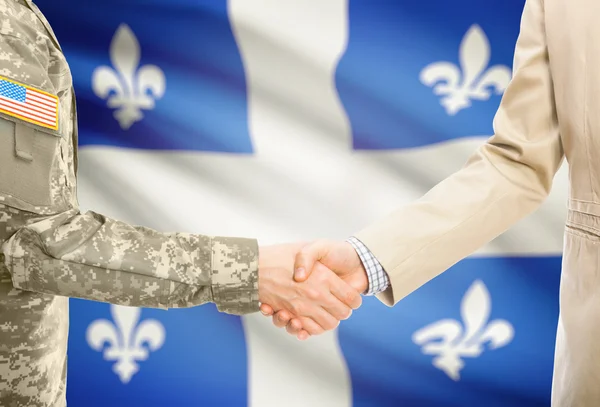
[0,76,59,131]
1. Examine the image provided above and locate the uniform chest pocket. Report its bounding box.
[0,114,66,213]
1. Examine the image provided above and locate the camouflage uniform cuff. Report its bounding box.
[210,237,259,315]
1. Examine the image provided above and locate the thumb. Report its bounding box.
[294,240,329,282]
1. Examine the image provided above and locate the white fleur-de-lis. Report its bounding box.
[420,24,511,115]
[412,280,514,381]
[92,24,166,130]
[86,304,166,384]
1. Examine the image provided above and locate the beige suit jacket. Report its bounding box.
[356,0,596,405]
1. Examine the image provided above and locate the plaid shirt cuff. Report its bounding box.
[346,237,390,296]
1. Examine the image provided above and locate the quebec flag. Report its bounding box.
[35,0,566,406]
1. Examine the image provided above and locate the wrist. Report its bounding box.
[342,241,369,293]
[356,263,369,294]
[257,243,300,305]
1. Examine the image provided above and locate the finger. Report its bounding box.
[306,306,340,332]
[272,310,293,328]
[327,273,363,310]
[322,300,353,321]
[294,240,330,282]
[311,262,362,311]
[260,303,274,316]
[310,284,354,321]
[285,318,304,336]
[294,269,353,325]
[297,330,311,341]
[295,316,325,336]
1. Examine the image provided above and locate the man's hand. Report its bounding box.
[258,243,362,337]
[260,240,368,340]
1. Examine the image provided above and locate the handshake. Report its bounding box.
[257,239,371,341]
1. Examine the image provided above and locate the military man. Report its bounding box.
[0,1,363,405]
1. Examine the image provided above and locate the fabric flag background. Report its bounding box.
[34,0,566,406]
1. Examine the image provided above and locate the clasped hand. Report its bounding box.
[258,241,368,340]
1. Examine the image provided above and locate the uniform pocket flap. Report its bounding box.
[0,114,64,210]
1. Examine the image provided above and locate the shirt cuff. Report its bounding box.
[346,236,390,296]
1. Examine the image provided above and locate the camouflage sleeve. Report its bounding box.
[1,209,259,315]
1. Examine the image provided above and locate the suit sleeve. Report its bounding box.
[355,0,564,306]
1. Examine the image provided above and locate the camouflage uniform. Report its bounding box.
[0,1,259,405]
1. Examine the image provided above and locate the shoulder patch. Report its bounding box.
[0,75,59,131]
